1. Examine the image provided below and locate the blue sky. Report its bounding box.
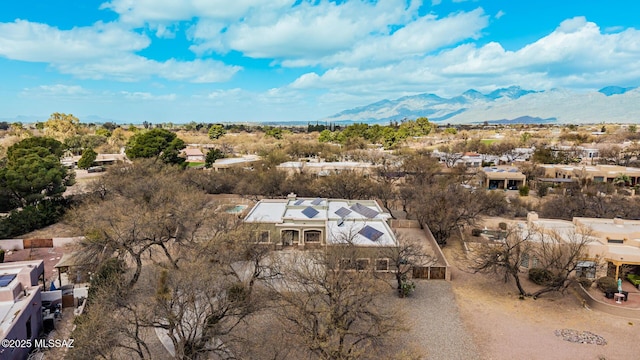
[0,0,639,123]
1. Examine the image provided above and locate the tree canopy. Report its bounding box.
[0,137,72,207]
[125,128,186,165]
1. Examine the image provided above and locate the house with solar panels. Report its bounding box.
[244,194,398,271]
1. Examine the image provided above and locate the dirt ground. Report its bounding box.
[445,234,640,360]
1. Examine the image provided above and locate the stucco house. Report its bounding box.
[0,260,45,360]
[244,194,398,272]
[524,213,640,281]
[479,166,527,190]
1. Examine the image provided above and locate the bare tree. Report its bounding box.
[268,246,403,360]
[382,232,436,295]
[470,226,533,297]
[528,226,596,299]
[70,160,213,287]
[470,223,597,299]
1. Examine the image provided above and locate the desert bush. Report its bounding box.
[498,222,508,230]
[596,276,618,293]
[471,228,483,237]
[519,185,530,196]
[529,268,553,285]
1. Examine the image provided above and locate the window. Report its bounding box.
[520,253,530,268]
[375,258,390,272]
[304,230,321,243]
[576,261,596,279]
[531,256,539,268]
[356,259,370,271]
[340,258,355,271]
[254,230,270,243]
[607,238,624,244]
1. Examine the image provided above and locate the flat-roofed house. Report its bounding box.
[244,194,398,271]
[276,161,378,177]
[182,148,205,162]
[479,166,527,190]
[0,260,45,360]
[524,212,640,280]
[210,155,262,171]
[541,164,640,185]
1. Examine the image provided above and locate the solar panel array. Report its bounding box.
[350,203,379,218]
[311,198,323,205]
[301,206,319,218]
[0,274,16,287]
[358,225,384,241]
[334,207,352,218]
[294,199,305,205]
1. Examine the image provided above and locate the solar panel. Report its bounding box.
[358,225,384,241]
[0,274,16,287]
[294,199,305,205]
[301,206,319,218]
[350,203,379,219]
[334,207,352,218]
[311,198,323,205]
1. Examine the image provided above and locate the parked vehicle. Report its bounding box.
[87,166,105,173]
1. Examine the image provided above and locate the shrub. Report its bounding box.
[537,183,550,197]
[577,277,593,288]
[596,276,618,293]
[529,268,553,285]
[399,279,416,298]
[471,228,483,237]
[519,185,530,196]
[498,222,508,230]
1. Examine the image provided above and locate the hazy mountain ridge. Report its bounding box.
[326,86,640,124]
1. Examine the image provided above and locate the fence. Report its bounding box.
[574,284,640,319]
[391,219,451,281]
[0,237,81,250]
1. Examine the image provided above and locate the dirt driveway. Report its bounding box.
[446,237,640,360]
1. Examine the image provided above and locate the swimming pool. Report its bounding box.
[224,204,248,214]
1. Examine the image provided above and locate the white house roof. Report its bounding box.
[244,197,396,247]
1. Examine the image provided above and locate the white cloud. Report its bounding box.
[495,10,505,19]
[0,20,148,62]
[189,0,422,59]
[290,16,640,99]
[20,84,90,97]
[100,0,291,25]
[120,91,177,101]
[288,8,488,67]
[0,20,241,83]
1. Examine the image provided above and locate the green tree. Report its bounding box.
[204,149,225,168]
[44,112,80,141]
[125,128,186,165]
[77,148,97,169]
[264,126,283,139]
[208,124,226,140]
[1,137,72,207]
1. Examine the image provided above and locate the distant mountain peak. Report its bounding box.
[324,85,640,124]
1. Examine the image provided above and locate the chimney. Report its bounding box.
[287,193,297,200]
[527,212,539,223]
[614,217,624,225]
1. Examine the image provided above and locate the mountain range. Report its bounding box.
[325,86,640,124]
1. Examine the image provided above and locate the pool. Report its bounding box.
[224,204,248,214]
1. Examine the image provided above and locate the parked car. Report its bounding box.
[87,166,105,173]
[626,273,640,289]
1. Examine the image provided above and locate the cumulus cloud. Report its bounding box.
[0,20,148,62]
[189,0,422,59]
[289,16,640,98]
[20,84,90,97]
[0,19,241,83]
[120,91,177,101]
